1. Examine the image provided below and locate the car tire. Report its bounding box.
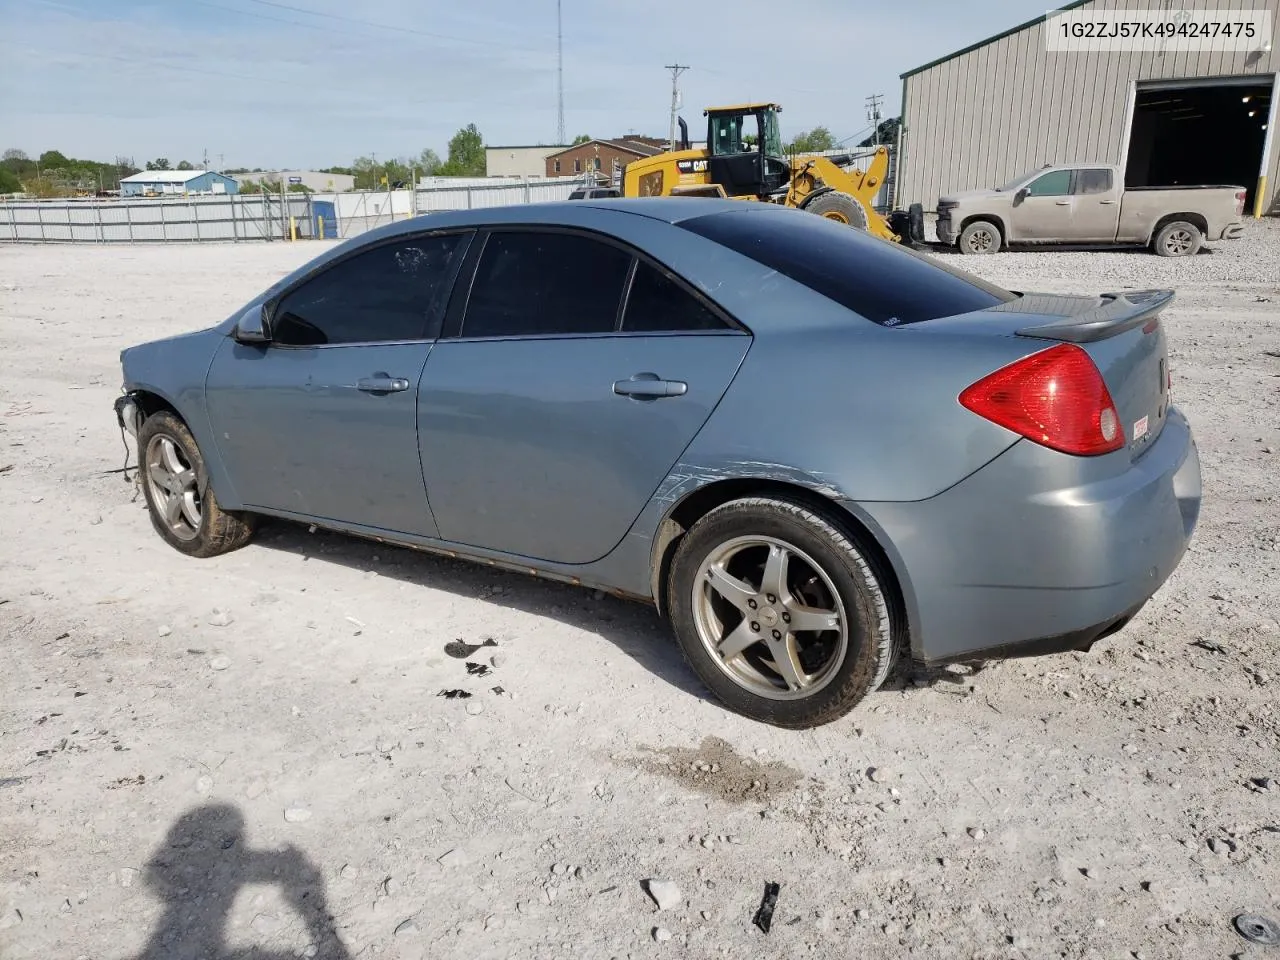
[666,497,897,728]
[137,410,256,558]
[959,219,1002,254]
[803,191,870,230]
[1152,220,1203,257]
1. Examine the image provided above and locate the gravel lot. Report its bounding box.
[2,222,1279,960]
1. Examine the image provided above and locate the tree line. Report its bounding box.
[1,149,141,197]
[1,119,902,198]
[0,123,492,197]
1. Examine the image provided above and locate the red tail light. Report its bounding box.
[1235,190,1247,215]
[959,344,1125,456]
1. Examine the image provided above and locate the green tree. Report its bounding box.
[145,158,171,171]
[176,160,194,170]
[438,124,485,177]
[787,127,836,154]
[571,134,591,145]
[38,149,70,169]
[0,167,22,193]
[857,117,901,148]
[350,156,378,190]
[2,148,35,177]
[418,148,442,176]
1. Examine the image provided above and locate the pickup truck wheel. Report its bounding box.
[959,220,1002,254]
[803,191,869,230]
[1152,221,1203,257]
[138,411,257,558]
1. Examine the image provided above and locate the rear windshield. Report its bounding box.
[678,208,1017,326]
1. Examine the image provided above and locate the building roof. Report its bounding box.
[545,139,666,160]
[120,169,222,183]
[900,0,1092,78]
[485,144,571,151]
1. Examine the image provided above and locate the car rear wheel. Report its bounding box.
[667,497,896,728]
[1152,220,1203,257]
[959,220,1002,254]
[138,411,256,558]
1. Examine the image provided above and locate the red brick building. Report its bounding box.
[545,138,665,179]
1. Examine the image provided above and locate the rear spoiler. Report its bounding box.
[1015,289,1175,343]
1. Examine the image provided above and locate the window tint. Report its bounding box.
[1026,170,1071,196]
[678,209,1016,327]
[1074,168,1113,195]
[462,231,631,338]
[622,261,728,332]
[272,234,467,346]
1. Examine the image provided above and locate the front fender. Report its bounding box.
[119,330,244,509]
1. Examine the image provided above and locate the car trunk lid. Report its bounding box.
[914,289,1174,460]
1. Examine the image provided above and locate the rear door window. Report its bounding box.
[621,261,730,332]
[460,230,632,338]
[1074,168,1114,194]
[678,209,1016,327]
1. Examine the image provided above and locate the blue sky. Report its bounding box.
[1,0,1057,169]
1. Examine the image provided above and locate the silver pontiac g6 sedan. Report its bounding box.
[114,198,1202,728]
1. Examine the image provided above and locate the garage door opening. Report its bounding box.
[1126,78,1272,212]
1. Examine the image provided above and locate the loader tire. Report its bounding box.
[803,191,869,230]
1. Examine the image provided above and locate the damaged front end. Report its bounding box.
[114,391,141,438]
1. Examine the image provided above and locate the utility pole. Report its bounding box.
[556,0,565,145]
[865,93,884,146]
[665,63,689,152]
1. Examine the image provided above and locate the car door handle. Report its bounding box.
[357,374,410,393]
[613,373,688,399]
[1099,199,1117,204]
[1055,200,1071,205]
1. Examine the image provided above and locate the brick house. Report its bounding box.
[544,138,665,180]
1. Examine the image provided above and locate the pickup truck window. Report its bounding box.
[1026,170,1071,197]
[1075,169,1113,194]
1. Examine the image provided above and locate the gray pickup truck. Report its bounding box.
[935,163,1246,257]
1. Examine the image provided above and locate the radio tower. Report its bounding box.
[556,0,566,145]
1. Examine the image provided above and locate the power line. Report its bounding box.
[664,63,689,151]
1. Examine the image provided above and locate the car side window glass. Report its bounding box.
[461,231,631,338]
[622,261,728,333]
[1025,170,1072,197]
[1074,168,1113,195]
[272,233,467,346]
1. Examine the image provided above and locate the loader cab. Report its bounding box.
[705,103,790,199]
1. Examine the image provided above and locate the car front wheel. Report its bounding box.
[137,410,256,558]
[667,497,897,728]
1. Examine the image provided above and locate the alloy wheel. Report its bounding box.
[145,435,202,541]
[691,535,849,700]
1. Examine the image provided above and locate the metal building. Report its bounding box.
[897,0,1279,219]
[120,170,240,197]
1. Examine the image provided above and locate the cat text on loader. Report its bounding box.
[621,102,899,242]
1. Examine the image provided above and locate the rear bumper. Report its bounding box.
[852,406,1201,663]
[1221,222,1245,240]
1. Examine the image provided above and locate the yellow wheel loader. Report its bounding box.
[621,102,900,242]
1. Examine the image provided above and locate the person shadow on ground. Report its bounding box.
[133,802,352,960]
